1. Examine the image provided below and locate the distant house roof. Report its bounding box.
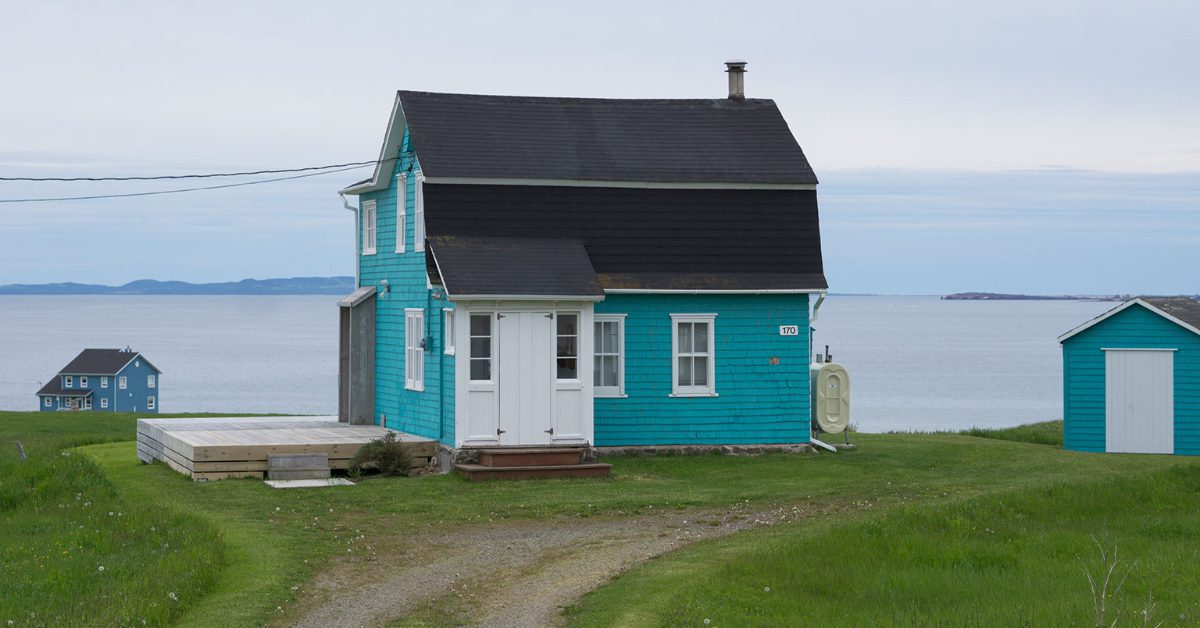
[343,90,819,193]
[429,236,604,300]
[36,379,94,397]
[1058,296,1200,342]
[58,348,158,375]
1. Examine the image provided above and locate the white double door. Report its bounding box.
[1105,349,1174,454]
[497,311,555,446]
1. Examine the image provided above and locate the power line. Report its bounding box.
[0,158,394,182]
[0,164,371,204]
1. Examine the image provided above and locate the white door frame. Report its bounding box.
[1104,348,1175,454]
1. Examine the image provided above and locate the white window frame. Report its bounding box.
[83,397,92,410]
[44,397,51,407]
[148,374,156,389]
[64,375,73,388]
[362,200,377,255]
[405,308,425,391]
[555,311,582,382]
[101,376,108,388]
[118,376,127,390]
[147,396,156,410]
[100,397,108,409]
[593,314,627,398]
[80,376,88,387]
[443,308,455,355]
[670,313,717,397]
[413,171,426,252]
[395,173,407,253]
[469,313,493,382]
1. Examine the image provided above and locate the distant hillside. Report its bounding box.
[942,292,1126,301]
[0,276,355,295]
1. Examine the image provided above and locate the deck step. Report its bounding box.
[477,447,584,467]
[455,462,611,481]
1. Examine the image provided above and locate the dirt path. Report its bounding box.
[290,501,816,628]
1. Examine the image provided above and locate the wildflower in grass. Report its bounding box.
[168,592,178,602]
[97,565,105,572]
[764,587,771,592]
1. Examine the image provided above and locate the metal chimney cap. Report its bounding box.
[725,59,748,71]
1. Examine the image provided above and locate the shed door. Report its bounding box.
[1105,349,1174,454]
[497,311,554,446]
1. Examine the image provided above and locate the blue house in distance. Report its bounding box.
[37,348,161,413]
[336,61,828,454]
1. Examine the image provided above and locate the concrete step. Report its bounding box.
[455,462,611,481]
[268,453,329,469]
[268,467,331,481]
[476,447,585,467]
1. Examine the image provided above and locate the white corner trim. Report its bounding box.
[1058,298,1200,343]
[423,176,816,191]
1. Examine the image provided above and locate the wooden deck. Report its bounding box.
[136,416,437,481]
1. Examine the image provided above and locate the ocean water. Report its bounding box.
[0,295,1114,432]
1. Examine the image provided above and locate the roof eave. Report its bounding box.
[339,92,408,196]
[1057,298,1200,343]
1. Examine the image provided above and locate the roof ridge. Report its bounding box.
[396,89,779,106]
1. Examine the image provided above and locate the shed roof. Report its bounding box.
[36,379,94,397]
[343,90,818,193]
[58,348,157,375]
[1058,296,1200,343]
[428,236,604,300]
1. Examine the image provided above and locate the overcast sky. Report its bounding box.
[0,0,1196,294]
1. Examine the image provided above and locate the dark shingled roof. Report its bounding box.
[36,379,94,397]
[1143,297,1200,331]
[59,348,148,375]
[429,236,603,298]
[398,91,818,185]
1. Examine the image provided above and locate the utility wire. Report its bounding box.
[0,164,371,204]
[0,158,395,182]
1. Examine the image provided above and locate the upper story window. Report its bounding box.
[413,171,425,252]
[362,200,377,255]
[469,314,492,381]
[556,313,579,380]
[395,173,407,253]
[80,376,88,387]
[101,376,108,388]
[671,314,717,397]
[594,315,626,397]
[148,375,156,389]
[405,309,425,392]
[64,375,73,388]
[118,376,127,390]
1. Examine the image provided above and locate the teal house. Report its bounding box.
[336,61,828,452]
[1059,297,1200,455]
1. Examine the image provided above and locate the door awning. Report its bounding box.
[428,236,604,301]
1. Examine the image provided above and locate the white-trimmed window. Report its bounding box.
[147,396,156,410]
[118,376,127,390]
[100,398,108,409]
[671,314,717,396]
[83,397,92,410]
[65,375,73,388]
[556,313,579,380]
[395,173,407,253]
[101,376,108,388]
[362,200,377,254]
[594,314,626,397]
[413,171,425,252]
[80,376,88,387]
[443,308,455,355]
[469,314,492,381]
[148,374,156,388]
[44,397,51,407]
[405,308,425,391]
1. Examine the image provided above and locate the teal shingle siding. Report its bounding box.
[359,130,455,446]
[593,293,811,446]
[1063,304,1200,454]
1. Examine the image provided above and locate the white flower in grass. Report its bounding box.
[168,592,178,602]
[97,565,105,572]
[703,620,711,625]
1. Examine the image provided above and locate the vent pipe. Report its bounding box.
[725,60,747,100]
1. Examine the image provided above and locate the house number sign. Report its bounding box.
[779,325,800,336]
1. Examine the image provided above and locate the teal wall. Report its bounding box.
[1063,304,1200,454]
[593,293,811,446]
[359,131,455,445]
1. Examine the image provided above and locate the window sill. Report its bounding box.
[669,392,719,398]
[444,349,456,356]
[362,250,377,256]
[594,392,628,399]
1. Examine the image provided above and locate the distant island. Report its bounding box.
[0,276,355,296]
[942,292,1126,301]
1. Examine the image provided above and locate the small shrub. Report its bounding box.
[348,432,413,477]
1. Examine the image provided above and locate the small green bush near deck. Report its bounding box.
[349,432,415,477]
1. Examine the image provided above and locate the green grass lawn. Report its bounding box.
[2,412,1194,626]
